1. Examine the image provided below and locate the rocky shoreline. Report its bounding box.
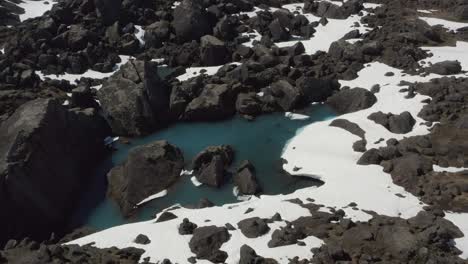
[1,0,468,263]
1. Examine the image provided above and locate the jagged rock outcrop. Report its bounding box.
[0,99,108,245]
[192,145,234,187]
[98,60,170,136]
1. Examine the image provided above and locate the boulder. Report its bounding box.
[144,21,171,48]
[390,154,433,184]
[368,111,416,134]
[200,35,228,66]
[94,0,122,25]
[329,119,365,138]
[454,5,468,21]
[184,84,237,121]
[239,245,278,264]
[304,0,363,19]
[237,217,270,238]
[352,139,367,153]
[98,60,170,136]
[357,148,382,165]
[192,145,234,187]
[268,19,290,41]
[0,99,108,244]
[134,234,151,245]
[107,141,184,216]
[236,93,262,116]
[172,0,214,42]
[189,226,230,263]
[427,60,462,75]
[270,80,301,111]
[327,88,377,114]
[179,218,198,235]
[295,77,340,103]
[233,160,260,195]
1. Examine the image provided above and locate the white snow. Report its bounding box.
[176,63,240,82]
[68,4,468,263]
[104,136,119,146]
[135,190,168,207]
[17,0,54,21]
[419,17,468,32]
[433,165,468,173]
[134,25,146,46]
[180,170,194,176]
[446,212,468,259]
[417,9,433,14]
[37,55,131,84]
[363,3,382,9]
[420,41,468,74]
[62,100,69,106]
[276,4,371,54]
[70,193,319,263]
[190,176,203,187]
[285,112,310,120]
[232,187,252,202]
[240,30,262,48]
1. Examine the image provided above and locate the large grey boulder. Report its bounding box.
[107,141,184,216]
[237,217,270,238]
[233,160,261,195]
[184,83,237,121]
[189,226,230,263]
[239,245,278,264]
[368,111,416,134]
[427,60,462,75]
[172,0,214,42]
[327,88,377,114]
[0,99,108,244]
[200,35,229,66]
[98,60,170,136]
[192,145,234,187]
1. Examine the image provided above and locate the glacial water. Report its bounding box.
[72,104,336,230]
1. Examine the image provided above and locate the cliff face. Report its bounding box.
[0,98,109,245]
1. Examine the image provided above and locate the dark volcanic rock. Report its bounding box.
[237,217,270,238]
[98,60,170,136]
[179,218,198,235]
[295,77,341,103]
[327,88,377,114]
[0,99,108,245]
[184,83,237,121]
[236,93,262,116]
[134,234,151,245]
[192,145,234,187]
[107,141,184,216]
[233,160,260,195]
[239,245,278,264]
[189,226,230,263]
[172,0,214,42]
[94,0,122,26]
[329,119,365,138]
[352,139,367,153]
[357,148,382,165]
[200,35,229,66]
[368,111,416,134]
[427,60,462,75]
[304,0,363,19]
[0,239,145,264]
[144,21,171,48]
